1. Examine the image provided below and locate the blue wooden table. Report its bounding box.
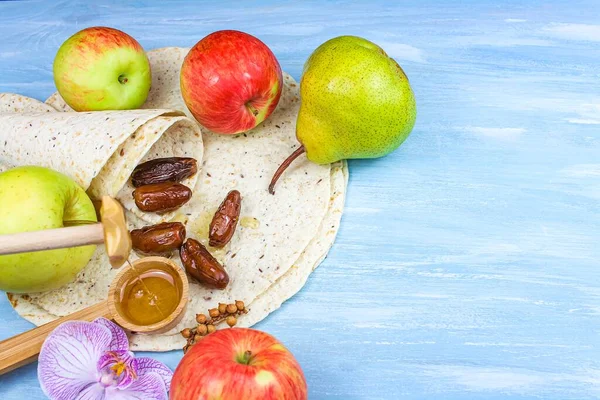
[1,1,599,399]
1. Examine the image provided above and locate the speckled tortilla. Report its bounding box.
[0,93,56,113]
[44,91,73,112]
[97,115,203,225]
[18,72,332,339]
[0,107,204,225]
[236,160,348,328]
[0,94,55,173]
[13,48,348,351]
[10,160,347,351]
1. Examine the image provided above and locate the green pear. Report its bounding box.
[269,35,416,193]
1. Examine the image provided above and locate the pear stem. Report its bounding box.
[268,145,306,195]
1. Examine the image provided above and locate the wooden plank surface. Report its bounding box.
[0,1,599,399]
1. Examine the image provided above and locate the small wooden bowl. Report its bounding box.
[108,256,189,334]
[0,256,189,375]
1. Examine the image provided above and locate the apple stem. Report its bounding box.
[246,103,259,116]
[238,350,253,365]
[268,145,306,195]
[118,74,128,84]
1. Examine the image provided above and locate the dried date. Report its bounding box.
[180,238,229,289]
[209,190,242,248]
[133,182,192,213]
[130,222,186,255]
[132,157,198,187]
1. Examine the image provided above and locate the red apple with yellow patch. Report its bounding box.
[180,30,283,134]
[53,26,151,111]
[170,328,308,400]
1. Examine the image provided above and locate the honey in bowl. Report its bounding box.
[118,262,182,326]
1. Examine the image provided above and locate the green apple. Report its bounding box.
[53,26,151,111]
[0,166,97,293]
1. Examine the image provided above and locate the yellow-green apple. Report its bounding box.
[180,30,283,134]
[170,328,308,400]
[53,26,151,111]
[0,166,97,293]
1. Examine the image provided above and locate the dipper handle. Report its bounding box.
[0,223,105,256]
[0,196,131,268]
[0,300,112,375]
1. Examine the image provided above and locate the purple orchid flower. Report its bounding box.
[38,318,172,400]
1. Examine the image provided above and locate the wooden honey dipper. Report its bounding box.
[0,197,189,375]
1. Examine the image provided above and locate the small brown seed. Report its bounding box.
[207,324,216,334]
[196,324,208,335]
[235,300,245,311]
[226,304,237,314]
[209,308,220,318]
[218,303,227,314]
[226,315,237,327]
[194,334,202,342]
[181,328,192,338]
[196,313,207,324]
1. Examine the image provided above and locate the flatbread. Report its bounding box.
[238,160,347,328]
[10,160,347,351]
[0,94,56,174]
[45,92,73,112]
[0,93,56,113]
[11,47,348,351]
[0,108,203,224]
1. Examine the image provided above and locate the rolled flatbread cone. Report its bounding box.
[0,107,203,224]
[0,94,56,174]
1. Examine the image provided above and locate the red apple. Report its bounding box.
[53,27,151,111]
[180,30,283,134]
[170,328,308,400]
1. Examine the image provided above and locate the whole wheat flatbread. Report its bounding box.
[0,93,56,113]
[0,107,204,225]
[10,48,347,351]
[0,95,55,174]
[10,159,347,351]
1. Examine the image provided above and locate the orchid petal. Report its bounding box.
[136,357,173,388]
[104,372,167,400]
[93,318,129,351]
[38,321,112,400]
[76,383,106,400]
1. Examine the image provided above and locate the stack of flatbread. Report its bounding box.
[0,47,347,351]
